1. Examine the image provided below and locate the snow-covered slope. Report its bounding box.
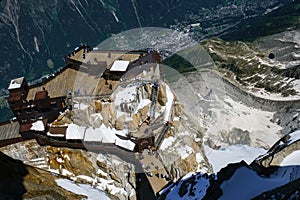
[205,145,266,173]
[219,165,300,200]
[159,162,300,200]
[159,130,300,200]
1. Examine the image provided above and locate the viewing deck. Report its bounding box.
[138,150,170,194]
[0,120,20,140]
[26,66,118,101]
[0,121,23,147]
[69,48,142,67]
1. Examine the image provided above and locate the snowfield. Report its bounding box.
[281,150,300,166]
[205,145,267,172]
[207,96,282,148]
[220,166,300,200]
[55,179,110,200]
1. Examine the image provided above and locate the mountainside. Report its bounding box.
[0,1,300,199]
[0,150,88,199]
[0,0,294,91]
[0,0,297,122]
[219,1,300,41]
[202,30,300,99]
[158,130,300,200]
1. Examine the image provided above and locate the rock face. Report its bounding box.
[254,130,300,168]
[0,151,83,200]
[158,114,212,181]
[203,33,300,99]
[220,128,251,146]
[159,129,300,200]
[0,140,137,200]
[46,146,95,176]
[139,105,149,121]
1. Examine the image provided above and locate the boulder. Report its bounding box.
[139,105,149,120]
[144,84,152,98]
[109,102,117,125]
[128,113,140,131]
[158,84,167,106]
[89,113,102,128]
[115,115,126,130]
[101,104,110,127]
[94,100,103,112]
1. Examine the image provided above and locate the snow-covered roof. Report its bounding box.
[30,120,45,132]
[110,60,130,72]
[84,127,103,142]
[84,124,118,143]
[66,123,136,151]
[8,77,24,90]
[66,124,85,140]
[115,138,136,151]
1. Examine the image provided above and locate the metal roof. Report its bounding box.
[8,77,24,90]
[110,60,130,72]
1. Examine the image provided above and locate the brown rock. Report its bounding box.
[139,105,150,120]
[144,84,152,98]
[46,147,95,177]
[109,102,117,125]
[179,154,197,173]
[94,100,102,112]
[96,160,108,170]
[115,115,125,130]
[101,104,110,127]
[128,113,140,131]
[174,103,184,116]
[0,151,84,199]
[158,84,167,106]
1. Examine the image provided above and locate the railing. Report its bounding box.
[154,124,170,149]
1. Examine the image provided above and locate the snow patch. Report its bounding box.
[281,150,300,166]
[177,145,194,160]
[56,179,110,200]
[160,136,175,151]
[164,83,174,122]
[30,120,45,132]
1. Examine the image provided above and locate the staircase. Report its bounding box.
[154,124,170,149]
[150,83,159,120]
[24,157,48,170]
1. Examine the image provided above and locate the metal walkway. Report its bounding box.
[149,83,159,120]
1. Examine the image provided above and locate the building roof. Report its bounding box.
[0,121,20,139]
[34,90,49,101]
[115,138,136,151]
[8,77,24,90]
[8,91,23,103]
[110,60,130,72]
[66,124,85,140]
